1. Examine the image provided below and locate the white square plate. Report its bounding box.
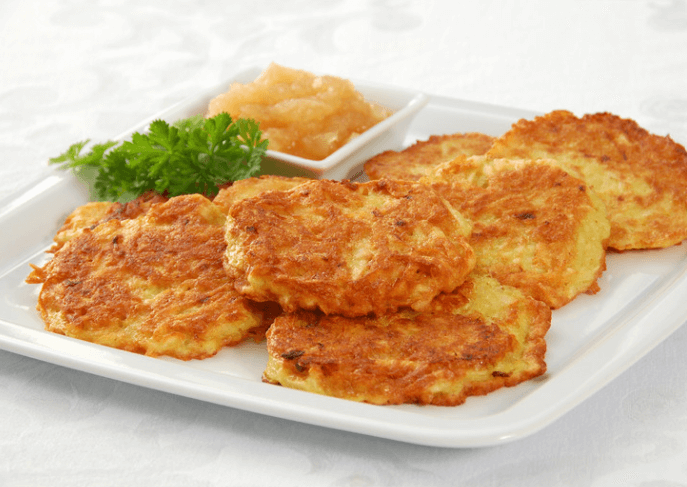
[1,86,686,448]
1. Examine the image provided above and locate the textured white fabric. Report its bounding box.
[2,0,687,485]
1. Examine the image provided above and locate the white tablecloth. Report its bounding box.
[2,1,687,485]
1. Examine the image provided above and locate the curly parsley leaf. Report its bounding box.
[49,112,267,201]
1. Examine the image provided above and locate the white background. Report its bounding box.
[2,1,687,485]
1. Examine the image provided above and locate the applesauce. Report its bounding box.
[206,63,393,161]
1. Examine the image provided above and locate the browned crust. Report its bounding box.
[42,192,169,256]
[264,275,550,406]
[29,194,270,360]
[487,110,687,250]
[224,179,475,317]
[424,156,610,309]
[364,133,495,181]
[212,175,311,213]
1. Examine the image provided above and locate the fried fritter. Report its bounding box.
[51,201,114,251]
[27,194,270,360]
[364,133,495,181]
[263,274,550,406]
[50,192,168,252]
[487,110,687,250]
[422,155,610,309]
[212,175,311,213]
[224,178,476,317]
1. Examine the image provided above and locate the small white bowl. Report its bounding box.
[174,66,429,180]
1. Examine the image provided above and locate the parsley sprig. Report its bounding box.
[49,113,267,201]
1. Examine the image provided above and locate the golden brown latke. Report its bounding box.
[50,192,168,252]
[27,194,270,360]
[487,110,687,250]
[422,155,610,309]
[51,201,113,251]
[212,175,311,213]
[263,274,551,406]
[224,178,476,317]
[364,133,495,181]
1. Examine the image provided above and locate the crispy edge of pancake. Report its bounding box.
[213,175,312,213]
[27,193,169,284]
[224,178,476,317]
[28,194,272,360]
[263,274,550,406]
[48,201,115,252]
[46,192,168,252]
[422,155,611,309]
[486,110,687,250]
[364,132,495,181]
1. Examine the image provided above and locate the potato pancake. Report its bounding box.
[50,192,168,252]
[364,132,495,181]
[487,110,687,250]
[27,194,270,360]
[422,155,610,309]
[263,274,550,406]
[224,178,476,317]
[212,175,311,213]
[51,201,114,250]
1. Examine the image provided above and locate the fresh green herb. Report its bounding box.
[49,112,268,201]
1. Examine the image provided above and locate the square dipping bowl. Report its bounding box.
[166,66,429,181]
